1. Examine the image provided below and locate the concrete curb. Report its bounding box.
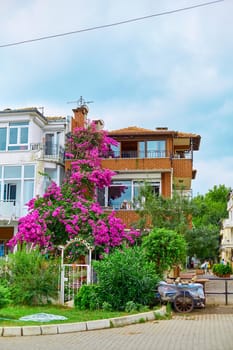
[0,307,167,337]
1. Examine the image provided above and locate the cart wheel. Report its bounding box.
[173,293,194,313]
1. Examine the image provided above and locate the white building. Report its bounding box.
[0,107,68,256]
[220,190,233,263]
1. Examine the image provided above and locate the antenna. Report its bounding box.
[67,96,94,107]
[38,106,44,115]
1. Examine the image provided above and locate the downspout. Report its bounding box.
[170,167,173,199]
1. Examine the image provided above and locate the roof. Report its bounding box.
[0,108,66,124]
[109,126,158,134]
[108,126,201,150]
[0,107,46,121]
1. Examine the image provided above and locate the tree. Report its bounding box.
[142,227,187,277]
[135,183,193,235]
[192,185,230,227]
[187,184,231,260]
[8,122,140,256]
[185,225,219,261]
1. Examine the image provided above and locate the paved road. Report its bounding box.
[1,313,233,350]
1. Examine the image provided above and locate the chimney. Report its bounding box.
[72,105,89,129]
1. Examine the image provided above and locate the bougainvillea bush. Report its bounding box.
[8,122,140,258]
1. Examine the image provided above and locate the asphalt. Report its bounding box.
[0,275,233,350]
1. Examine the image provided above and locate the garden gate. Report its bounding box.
[59,238,94,304]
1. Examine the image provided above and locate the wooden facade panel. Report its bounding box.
[161,172,171,198]
[172,159,193,177]
[101,158,172,171]
[0,227,14,240]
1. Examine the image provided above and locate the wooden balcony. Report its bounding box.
[101,157,172,171]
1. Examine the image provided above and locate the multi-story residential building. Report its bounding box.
[67,104,201,228]
[220,190,233,263]
[0,107,67,256]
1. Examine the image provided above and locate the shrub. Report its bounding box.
[2,247,59,305]
[102,302,112,311]
[212,262,232,276]
[93,245,160,311]
[74,284,101,310]
[0,284,11,308]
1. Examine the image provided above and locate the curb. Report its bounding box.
[0,307,167,337]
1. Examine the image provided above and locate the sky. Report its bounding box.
[0,0,232,197]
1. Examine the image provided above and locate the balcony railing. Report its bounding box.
[0,200,16,219]
[30,143,65,164]
[102,150,192,160]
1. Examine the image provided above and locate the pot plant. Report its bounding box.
[212,262,232,278]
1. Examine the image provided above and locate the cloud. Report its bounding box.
[0,0,232,196]
[193,157,233,196]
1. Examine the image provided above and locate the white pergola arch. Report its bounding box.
[59,238,94,304]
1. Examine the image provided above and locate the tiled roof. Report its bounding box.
[108,126,201,149]
[109,126,157,134]
[109,126,200,137]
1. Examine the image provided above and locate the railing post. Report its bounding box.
[225,280,228,305]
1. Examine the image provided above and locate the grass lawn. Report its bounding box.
[0,305,129,327]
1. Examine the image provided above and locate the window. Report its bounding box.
[8,122,29,151]
[24,165,35,178]
[0,128,7,151]
[4,183,16,202]
[139,140,166,158]
[23,180,34,205]
[0,165,35,214]
[45,133,55,155]
[108,181,131,209]
[0,242,4,257]
[4,166,21,178]
[110,143,120,158]
[98,180,160,209]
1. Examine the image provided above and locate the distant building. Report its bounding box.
[0,107,67,256]
[220,190,233,263]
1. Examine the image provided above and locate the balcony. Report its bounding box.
[0,200,16,220]
[30,143,65,164]
[222,218,233,228]
[103,150,192,160]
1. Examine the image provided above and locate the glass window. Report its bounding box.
[139,142,145,158]
[108,181,131,209]
[0,128,7,151]
[24,165,35,178]
[8,121,29,151]
[110,143,120,158]
[4,183,17,201]
[20,127,28,143]
[23,180,34,205]
[0,243,4,257]
[147,140,166,158]
[9,128,17,144]
[98,180,161,209]
[147,141,157,158]
[4,166,21,179]
[10,122,29,126]
[97,188,105,206]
